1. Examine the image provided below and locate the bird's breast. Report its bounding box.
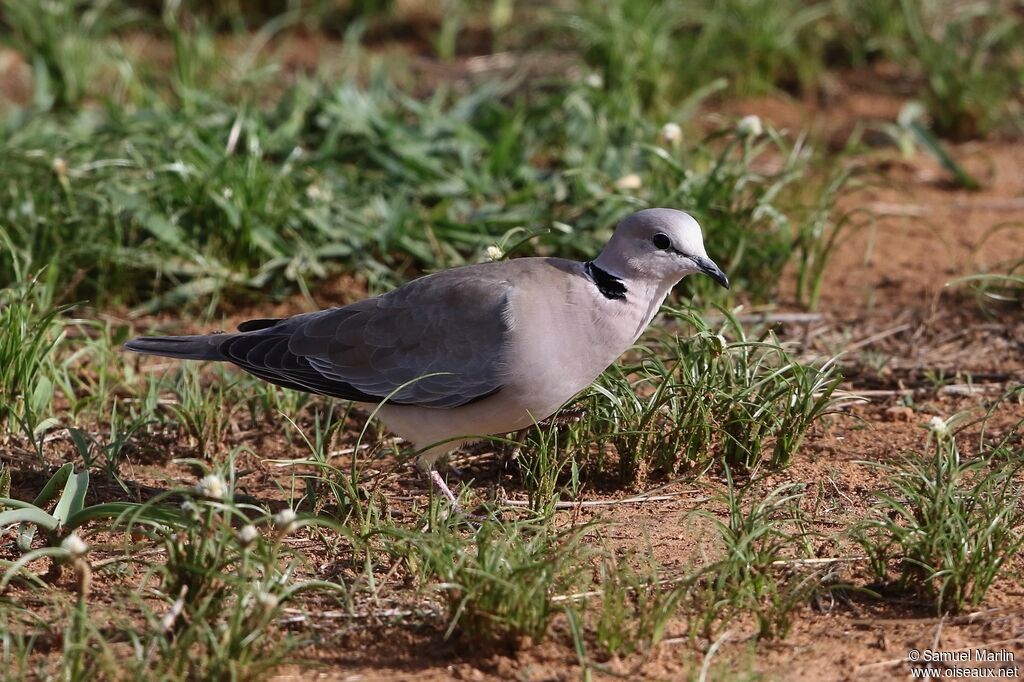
[501,278,652,418]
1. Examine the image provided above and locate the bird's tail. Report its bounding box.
[123,334,229,361]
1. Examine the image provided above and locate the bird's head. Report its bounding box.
[594,208,730,289]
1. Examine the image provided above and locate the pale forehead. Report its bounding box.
[620,208,700,232]
[619,208,706,251]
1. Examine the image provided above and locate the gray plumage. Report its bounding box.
[125,208,729,506]
[126,261,521,408]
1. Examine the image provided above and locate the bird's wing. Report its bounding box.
[221,264,515,408]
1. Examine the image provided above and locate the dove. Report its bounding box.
[126,208,728,508]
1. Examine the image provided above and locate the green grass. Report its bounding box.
[893,0,1021,141]
[0,0,862,313]
[0,0,142,111]
[853,416,1024,613]
[1,1,1022,678]
[0,268,67,439]
[689,470,834,640]
[1,461,346,680]
[570,306,845,484]
[394,517,592,650]
[584,551,687,659]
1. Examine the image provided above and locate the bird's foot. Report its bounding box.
[429,469,462,510]
[542,407,587,427]
[427,469,490,523]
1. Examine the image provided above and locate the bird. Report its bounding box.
[125,208,729,508]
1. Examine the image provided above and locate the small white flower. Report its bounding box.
[737,115,764,138]
[61,534,88,557]
[485,245,504,262]
[273,508,298,534]
[237,525,259,546]
[585,73,603,89]
[927,416,948,439]
[614,173,643,191]
[52,157,68,179]
[256,591,279,612]
[195,474,227,501]
[660,122,682,144]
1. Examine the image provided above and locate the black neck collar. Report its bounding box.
[584,261,627,300]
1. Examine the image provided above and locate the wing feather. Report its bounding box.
[224,263,515,408]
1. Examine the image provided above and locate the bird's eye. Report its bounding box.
[652,232,671,250]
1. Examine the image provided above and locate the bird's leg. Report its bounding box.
[417,444,490,520]
[503,427,530,468]
[503,409,588,469]
[416,448,466,513]
[546,406,587,427]
[427,468,462,511]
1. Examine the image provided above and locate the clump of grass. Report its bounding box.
[512,419,587,517]
[166,365,240,456]
[831,0,914,63]
[397,518,591,651]
[569,0,830,109]
[897,0,1021,141]
[0,271,67,437]
[0,454,347,679]
[587,553,686,659]
[0,463,103,560]
[836,0,1023,140]
[567,0,687,113]
[0,0,140,110]
[684,0,831,96]
[691,472,834,640]
[273,403,389,533]
[122,470,342,677]
[579,306,844,483]
[853,422,1024,613]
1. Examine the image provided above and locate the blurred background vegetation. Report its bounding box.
[2,0,1020,315]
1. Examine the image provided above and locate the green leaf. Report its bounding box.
[65,502,183,531]
[140,211,189,251]
[31,416,60,439]
[0,498,49,550]
[0,506,59,531]
[17,523,37,552]
[67,427,93,459]
[31,463,73,508]
[52,468,89,525]
[0,463,9,499]
[30,375,53,418]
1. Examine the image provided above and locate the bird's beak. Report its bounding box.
[692,256,729,289]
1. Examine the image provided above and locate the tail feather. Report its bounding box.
[124,334,229,361]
